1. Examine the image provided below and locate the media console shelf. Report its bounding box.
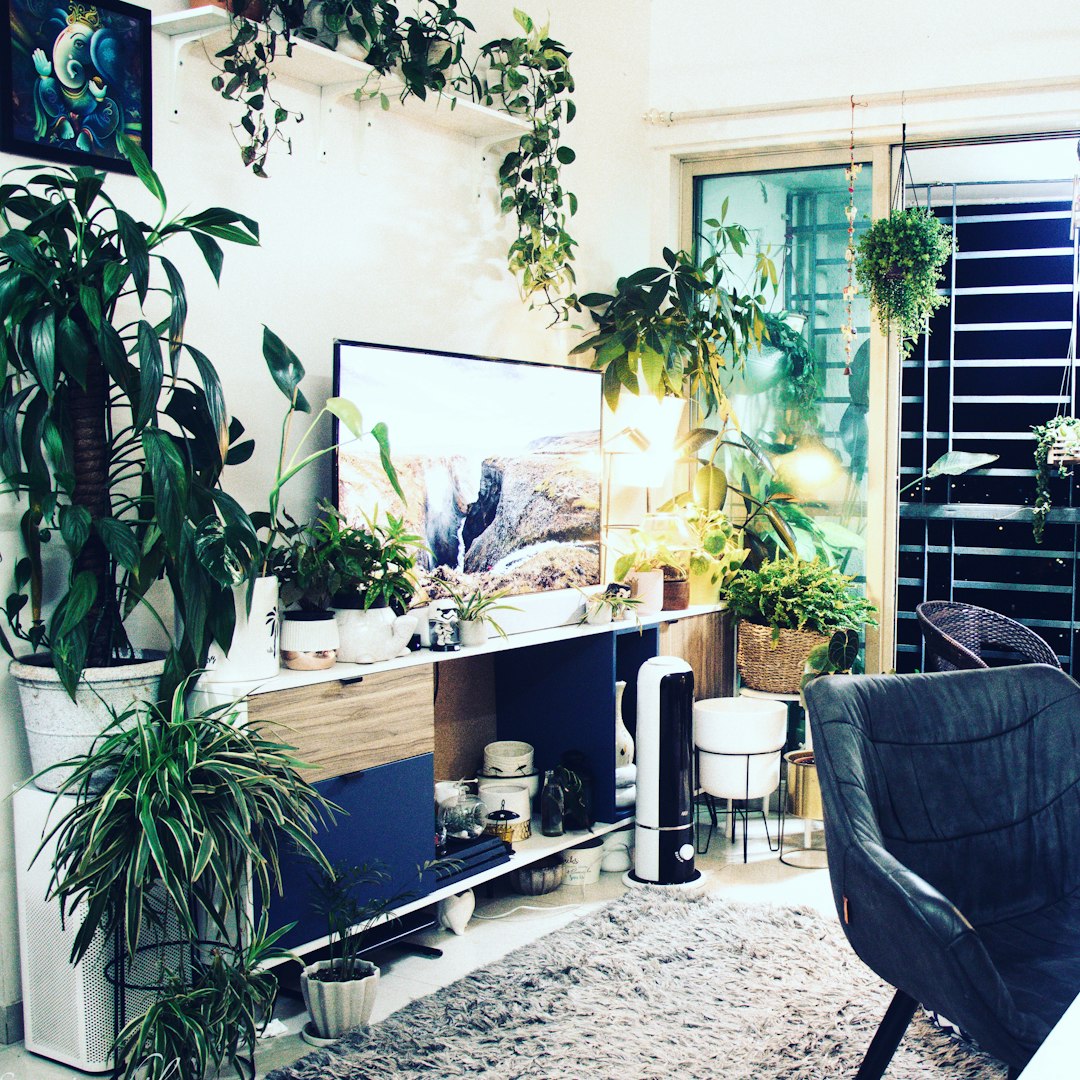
[197,604,729,959]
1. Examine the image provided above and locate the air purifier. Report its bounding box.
[628,655,701,887]
[14,784,116,1071]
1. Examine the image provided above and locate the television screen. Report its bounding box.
[333,341,602,599]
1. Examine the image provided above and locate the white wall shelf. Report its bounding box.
[152,7,529,143]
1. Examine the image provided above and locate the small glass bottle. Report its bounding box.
[540,769,565,837]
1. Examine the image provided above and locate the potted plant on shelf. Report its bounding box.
[38,678,333,1080]
[301,861,403,1043]
[0,135,262,782]
[855,206,956,358]
[439,583,520,646]
[577,584,639,626]
[725,557,877,695]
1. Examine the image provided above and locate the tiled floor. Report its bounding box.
[1,814,834,1080]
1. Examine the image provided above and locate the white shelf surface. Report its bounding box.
[198,604,726,699]
[152,7,529,140]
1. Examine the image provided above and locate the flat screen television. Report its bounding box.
[333,341,603,621]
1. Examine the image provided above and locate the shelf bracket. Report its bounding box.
[165,28,223,124]
[476,133,520,203]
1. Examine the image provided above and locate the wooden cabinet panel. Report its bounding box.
[249,668,434,782]
[658,610,733,700]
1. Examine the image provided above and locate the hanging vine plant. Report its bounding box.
[478,9,578,323]
[1031,415,1080,543]
[855,207,956,358]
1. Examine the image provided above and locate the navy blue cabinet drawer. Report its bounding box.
[265,753,435,952]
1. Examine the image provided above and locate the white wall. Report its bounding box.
[0,0,653,1029]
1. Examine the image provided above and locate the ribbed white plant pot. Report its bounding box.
[301,960,380,1039]
[11,652,165,792]
[458,619,488,647]
[280,610,339,671]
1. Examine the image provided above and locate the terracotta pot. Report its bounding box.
[663,576,690,611]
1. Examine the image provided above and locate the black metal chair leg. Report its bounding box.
[854,989,919,1080]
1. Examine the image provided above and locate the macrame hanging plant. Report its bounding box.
[855,126,956,358]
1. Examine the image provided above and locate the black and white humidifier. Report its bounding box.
[626,655,702,889]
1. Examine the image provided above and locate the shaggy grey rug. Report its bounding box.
[268,890,1007,1080]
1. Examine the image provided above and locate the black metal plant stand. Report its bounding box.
[694,747,784,862]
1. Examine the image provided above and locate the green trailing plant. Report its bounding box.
[0,135,261,699]
[724,557,877,641]
[478,9,577,322]
[1031,416,1080,543]
[213,0,309,178]
[35,679,333,1080]
[573,208,777,416]
[440,582,520,638]
[676,503,748,591]
[855,206,956,358]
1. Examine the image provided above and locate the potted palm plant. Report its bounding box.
[38,678,333,1080]
[300,861,411,1043]
[0,135,261,783]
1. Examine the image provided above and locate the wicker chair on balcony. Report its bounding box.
[916,600,1061,672]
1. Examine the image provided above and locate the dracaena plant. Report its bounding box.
[0,135,261,699]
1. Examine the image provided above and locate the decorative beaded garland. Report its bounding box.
[841,96,863,376]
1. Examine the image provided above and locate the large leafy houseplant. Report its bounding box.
[855,207,955,358]
[573,210,777,416]
[1031,416,1080,543]
[0,135,261,699]
[38,680,333,1080]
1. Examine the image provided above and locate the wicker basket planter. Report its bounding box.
[736,622,828,695]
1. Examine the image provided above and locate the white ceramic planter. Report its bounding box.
[583,598,613,626]
[693,696,788,800]
[11,652,166,791]
[301,960,380,1039]
[203,576,280,683]
[334,607,417,664]
[458,619,488,647]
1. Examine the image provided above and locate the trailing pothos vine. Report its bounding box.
[1032,415,1080,543]
[477,10,577,323]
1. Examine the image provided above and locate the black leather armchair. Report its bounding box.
[804,666,1080,1078]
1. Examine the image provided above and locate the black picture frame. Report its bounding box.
[0,0,151,173]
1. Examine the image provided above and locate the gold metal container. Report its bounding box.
[785,750,824,820]
[484,809,532,844]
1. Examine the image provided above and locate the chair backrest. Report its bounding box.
[916,600,1061,672]
[805,666,1080,926]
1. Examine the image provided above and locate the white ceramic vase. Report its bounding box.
[614,679,634,766]
[335,607,418,664]
[203,575,280,682]
[11,652,166,791]
[301,960,380,1039]
[629,570,664,615]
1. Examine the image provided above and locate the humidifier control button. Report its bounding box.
[676,843,695,863]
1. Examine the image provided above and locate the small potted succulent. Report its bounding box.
[725,557,877,695]
[855,206,956,358]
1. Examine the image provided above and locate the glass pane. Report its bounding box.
[693,163,874,587]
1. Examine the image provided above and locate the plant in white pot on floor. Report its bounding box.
[302,862,403,1043]
[0,135,263,782]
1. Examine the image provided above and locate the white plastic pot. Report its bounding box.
[203,575,280,682]
[458,619,488,647]
[11,652,166,791]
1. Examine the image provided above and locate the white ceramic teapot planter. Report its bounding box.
[335,607,418,664]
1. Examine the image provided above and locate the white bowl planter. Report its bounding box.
[11,652,166,791]
[693,696,788,801]
[301,959,380,1039]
